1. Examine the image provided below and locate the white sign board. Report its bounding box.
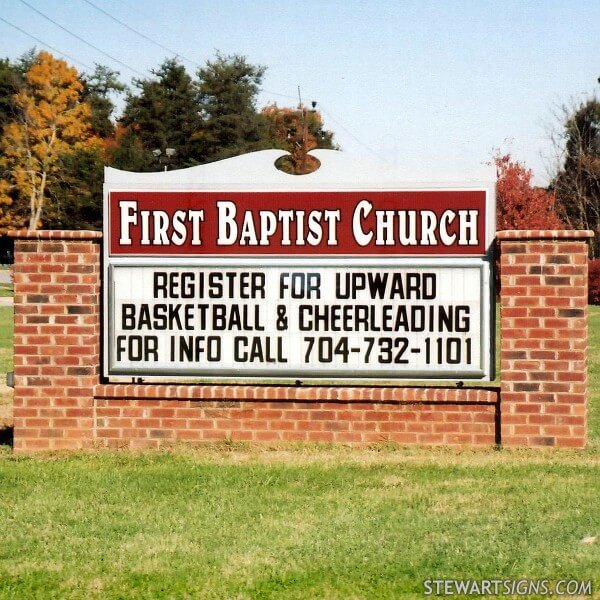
[108,260,488,378]
[104,150,495,381]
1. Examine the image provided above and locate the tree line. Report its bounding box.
[0,50,598,257]
[0,50,336,232]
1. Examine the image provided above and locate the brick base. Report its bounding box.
[93,385,499,448]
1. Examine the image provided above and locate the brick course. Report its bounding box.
[7,229,592,451]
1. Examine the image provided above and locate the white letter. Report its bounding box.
[375,209,395,246]
[259,211,277,245]
[171,210,187,246]
[458,209,478,245]
[353,199,373,247]
[140,210,150,245]
[153,211,170,245]
[306,210,323,245]
[189,209,205,245]
[420,210,438,245]
[239,211,258,245]
[398,211,417,245]
[323,209,341,245]
[217,200,237,245]
[278,210,294,245]
[295,210,305,245]
[439,210,456,246]
[119,200,138,245]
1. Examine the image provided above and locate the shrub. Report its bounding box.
[589,259,600,304]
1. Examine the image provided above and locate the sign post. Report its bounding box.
[104,150,495,381]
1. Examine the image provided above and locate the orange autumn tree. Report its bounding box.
[0,51,101,231]
[262,103,336,174]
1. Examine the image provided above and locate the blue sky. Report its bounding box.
[1,0,598,183]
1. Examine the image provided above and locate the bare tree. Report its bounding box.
[549,95,600,255]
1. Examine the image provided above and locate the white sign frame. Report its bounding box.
[103,149,496,382]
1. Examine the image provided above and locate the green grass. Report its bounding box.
[588,306,600,441]
[0,448,598,599]
[0,307,13,426]
[0,283,12,298]
[0,306,13,374]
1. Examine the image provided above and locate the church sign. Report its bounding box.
[103,150,495,381]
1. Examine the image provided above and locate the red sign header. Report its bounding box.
[109,190,487,256]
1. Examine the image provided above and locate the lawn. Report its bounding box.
[0,306,12,427]
[0,448,597,599]
[587,306,600,440]
[0,306,12,374]
[0,306,598,599]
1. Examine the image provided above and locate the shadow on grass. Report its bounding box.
[0,426,13,447]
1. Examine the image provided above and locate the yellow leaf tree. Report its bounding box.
[0,51,101,231]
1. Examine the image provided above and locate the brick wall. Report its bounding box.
[498,230,592,448]
[10,231,101,451]
[93,385,499,449]
[8,229,592,451]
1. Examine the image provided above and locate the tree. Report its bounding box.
[197,53,270,162]
[552,97,600,255]
[81,64,126,138]
[108,125,156,172]
[0,58,24,132]
[495,152,564,231]
[117,59,201,170]
[262,102,337,174]
[43,145,104,231]
[113,53,340,172]
[0,51,101,230]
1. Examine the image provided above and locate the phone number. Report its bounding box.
[303,336,473,365]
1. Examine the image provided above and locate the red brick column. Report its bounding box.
[498,230,593,447]
[9,230,101,451]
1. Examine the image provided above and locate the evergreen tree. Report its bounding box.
[43,145,104,230]
[117,59,201,170]
[0,58,24,132]
[197,53,270,162]
[109,126,156,173]
[81,64,126,138]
